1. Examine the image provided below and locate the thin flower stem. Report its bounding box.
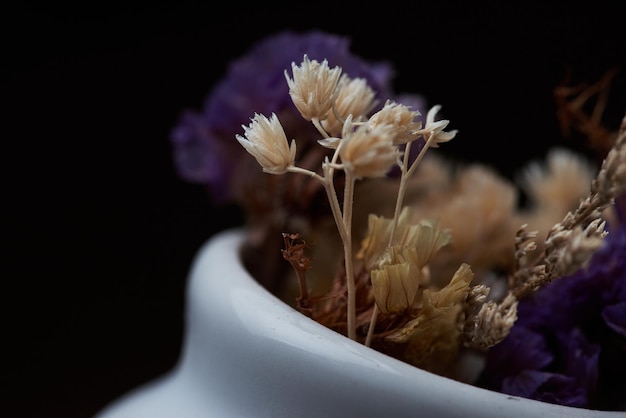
[287,165,326,183]
[364,305,378,347]
[388,141,412,247]
[288,161,357,334]
[343,170,357,340]
[318,142,358,340]
[367,134,436,345]
[312,117,330,138]
[407,133,435,178]
[322,175,348,243]
[389,134,436,243]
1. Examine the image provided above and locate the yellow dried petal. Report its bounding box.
[371,259,419,314]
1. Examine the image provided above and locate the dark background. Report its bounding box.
[3,2,625,417]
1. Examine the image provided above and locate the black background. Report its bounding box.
[4,2,625,417]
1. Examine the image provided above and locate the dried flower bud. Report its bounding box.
[464,292,518,349]
[550,218,607,277]
[322,75,377,136]
[236,113,296,175]
[369,100,422,144]
[338,124,400,179]
[284,54,342,121]
[414,104,457,147]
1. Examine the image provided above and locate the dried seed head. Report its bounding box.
[338,124,401,179]
[285,54,342,121]
[369,100,422,144]
[414,105,458,147]
[464,292,518,349]
[322,75,377,136]
[236,113,296,175]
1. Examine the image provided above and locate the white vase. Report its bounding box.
[96,228,621,418]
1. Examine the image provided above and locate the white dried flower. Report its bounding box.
[414,104,457,146]
[236,113,296,175]
[519,148,595,210]
[322,75,377,136]
[368,100,422,144]
[284,54,342,121]
[338,124,401,179]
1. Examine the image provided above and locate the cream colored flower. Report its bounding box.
[284,55,342,121]
[338,124,400,179]
[236,113,296,175]
[414,105,457,147]
[322,75,377,136]
[368,100,422,144]
[519,148,595,212]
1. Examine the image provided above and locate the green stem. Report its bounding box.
[364,305,378,347]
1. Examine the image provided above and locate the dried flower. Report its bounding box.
[236,113,296,175]
[414,104,458,147]
[174,29,625,412]
[385,263,474,376]
[519,148,596,213]
[478,113,626,410]
[463,292,518,349]
[285,55,343,122]
[478,219,626,409]
[171,30,413,203]
[337,123,401,179]
[321,75,378,136]
[368,100,422,144]
[370,247,420,314]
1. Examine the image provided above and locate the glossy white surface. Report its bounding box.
[97,228,620,418]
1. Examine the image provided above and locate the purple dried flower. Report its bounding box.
[479,204,626,410]
[171,30,424,203]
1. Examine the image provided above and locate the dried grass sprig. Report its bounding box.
[462,291,518,350]
[510,112,626,300]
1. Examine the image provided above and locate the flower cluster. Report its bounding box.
[237,53,457,341]
[170,31,425,293]
[172,31,626,411]
[170,31,423,203]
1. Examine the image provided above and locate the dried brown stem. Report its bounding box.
[554,68,619,155]
[281,233,313,318]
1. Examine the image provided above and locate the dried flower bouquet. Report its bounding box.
[171,31,625,411]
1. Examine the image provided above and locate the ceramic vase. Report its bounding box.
[96,229,621,418]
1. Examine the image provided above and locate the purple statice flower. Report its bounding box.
[170,30,425,203]
[479,201,626,410]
